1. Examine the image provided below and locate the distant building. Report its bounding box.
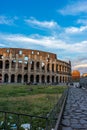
[82,73,87,77]
[0,48,71,84]
[72,70,80,81]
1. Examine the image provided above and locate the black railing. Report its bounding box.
[0,89,68,130]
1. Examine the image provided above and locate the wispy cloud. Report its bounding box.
[0,16,18,25]
[74,64,87,68]
[0,33,87,53]
[77,19,87,25]
[25,17,59,29]
[65,26,87,34]
[58,1,87,15]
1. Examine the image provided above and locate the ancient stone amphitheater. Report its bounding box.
[0,48,71,84]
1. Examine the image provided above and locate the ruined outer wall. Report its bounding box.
[0,48,71,84]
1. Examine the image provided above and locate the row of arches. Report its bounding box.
[0,74,69,83]
[0,60,69,73]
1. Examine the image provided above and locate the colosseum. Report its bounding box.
[0,48,71,84]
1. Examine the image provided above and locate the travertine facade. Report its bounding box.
[0,48,71,84]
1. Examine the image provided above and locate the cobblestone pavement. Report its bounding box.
[60,87,87,130]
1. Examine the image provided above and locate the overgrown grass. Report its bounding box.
[0,84,67,116]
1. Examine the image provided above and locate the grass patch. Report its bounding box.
[0,84,67,116]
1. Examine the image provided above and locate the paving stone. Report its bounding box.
[80,119,87,124]
[62,119,70,126]
[60,87,87,129]
[62,127,73,130]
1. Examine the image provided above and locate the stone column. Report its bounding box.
[15,75,17,83]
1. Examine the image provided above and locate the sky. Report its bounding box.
[0,0,87,75]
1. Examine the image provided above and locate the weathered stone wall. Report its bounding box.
[0,48,71,84]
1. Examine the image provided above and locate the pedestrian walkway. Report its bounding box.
[60,87,87,130]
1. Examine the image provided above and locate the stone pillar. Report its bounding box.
[22,74,24,83]
[28,74,30,83]
[2,60,5,73]
[8,74,11,83]
[9,60,11,83]
[45,75,47,83]
[15,75,17,83]
[39,75,41,83]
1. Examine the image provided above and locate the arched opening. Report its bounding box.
[41,75,45,83]
[56,64,58,72]
[63,76,65,83]
[60,76,62,83]
[11,74,15,83]
[0,61,3,69]
[41,62,45,71]
[18,60,22,69]
[36,62,40,70]
[30,75,34,83]
[52,64,54,72]
[31,61,34,70]
[47,75,50,83]
[52,76,54,83]
[36,75,39,83]
[11,60,16,68]
[4,74,9,83]
[17,74,22,83]
[56,76,58,83]
[24,74,28,83]
[5,60,9,69]
[24,62,28,70]
[47,63,50,72]
[0,74,2,83]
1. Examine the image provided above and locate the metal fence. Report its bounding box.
[0,89,68,130]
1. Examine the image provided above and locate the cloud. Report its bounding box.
[65,26,87,34]
[58,1,87,15]
[77,19,87,25]
[25,17,59,29]
[0,16,19,25]
[74,64,87,68]
[0,16,14,25]
[0,33,87,53]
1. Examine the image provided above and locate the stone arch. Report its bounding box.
[0,74,2,83]
[18,60,22,69]
[17,74,22,83]
[56,64,58,72]
[52,76,54,83]
[56,76,58,83]
[60,76,62,83]
[4,74,9,82]
[0,61,3,69]
[11,74,15,83]
[30,75,34,83]
[24,74,28,82]
[41,75,45,83]
[52,64,54,72]
[5,60,9,69]
[47,63,50,72]
[47,75,50,83]
[63,76,65,83]
[41,62,45,71]
[31,61,34,70]
[36,62,40,70]
[36,75,39,83]
[11,60,16,68]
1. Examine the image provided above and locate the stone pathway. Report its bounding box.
[60,87,87,130]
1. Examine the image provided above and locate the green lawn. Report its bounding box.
[0,84,67,116]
